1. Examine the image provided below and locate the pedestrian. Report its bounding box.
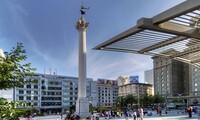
[157,106,162,116]
[139,107,144,120]
[187,106,193,118]
[133,110,137,120]
[124,110,129,120]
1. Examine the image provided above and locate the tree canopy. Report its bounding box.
[0,43,36,90]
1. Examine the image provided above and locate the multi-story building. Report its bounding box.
[189,66,200,104]
[118,83,153,97]
[152,49,189,98]
[144,69,154,85]
[153,43,193,99]
[96,79,118,107]
[4,73,95,114]
[144,69,154,95]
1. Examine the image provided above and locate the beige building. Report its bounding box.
[118,83,153,97]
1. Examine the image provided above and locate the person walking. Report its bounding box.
[133,110,137,120]
[139,107,144,120]
[187,106,193,118]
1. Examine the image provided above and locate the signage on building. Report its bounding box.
[97,79,117,85]
[130,76,139,83]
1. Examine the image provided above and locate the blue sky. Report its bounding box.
[0,0,185,82]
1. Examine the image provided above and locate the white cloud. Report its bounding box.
[87,50,153,82]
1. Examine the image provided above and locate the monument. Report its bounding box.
[75,5,90,118]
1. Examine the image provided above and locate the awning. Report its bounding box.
[94,0,200,66]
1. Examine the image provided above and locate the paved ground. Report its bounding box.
[32,110,200,120]
[32,114,200,120]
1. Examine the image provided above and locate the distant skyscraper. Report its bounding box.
[144,69,154,84]
[144,69,154,95]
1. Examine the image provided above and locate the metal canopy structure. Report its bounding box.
[94,0,200,66]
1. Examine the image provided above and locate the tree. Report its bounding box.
[0,43,36,90]
[124,94,137,107]
[153,94,165,104]
[116,96,125,108]
[0,43,36,119]
[140,93,154,107]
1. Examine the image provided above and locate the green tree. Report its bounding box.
[0,43,36,119]
[153,94,165,103]
[140,93,154,106]
[124,94,137,107]
[0,43,36,90]
[116,96,125,108]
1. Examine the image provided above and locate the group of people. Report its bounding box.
[98,107,144,120]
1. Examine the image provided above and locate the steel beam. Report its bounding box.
[94,26,143,50]
[152,0,200,24]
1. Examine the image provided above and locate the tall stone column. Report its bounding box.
[75,17,90,118]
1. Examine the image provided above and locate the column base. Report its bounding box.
[75,98,90,118]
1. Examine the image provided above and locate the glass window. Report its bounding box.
[34,85,38,89]
[195,88,198,91]
[34,102,38,106]
[27,96,31,100]
[34,91,38,94]
[34,96,38,100]
[26,91,31,94]
[19,90,24,94]
[19,96,24,100]
[195,83,197,87]
[27,85,31,88]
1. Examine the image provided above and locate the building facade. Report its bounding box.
[152,49,190,97]
[144,69,154,85]
[144,69,154,95]
[118,83,153,97]
[96,79,118,107]
[10,73,95,114]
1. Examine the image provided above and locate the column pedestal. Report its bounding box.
[75,98,90,118]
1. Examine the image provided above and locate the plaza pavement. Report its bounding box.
[32,110,200,120]
[33,113,200,120]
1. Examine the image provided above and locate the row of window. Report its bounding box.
[18,96,38,100]
[41,102,61,106]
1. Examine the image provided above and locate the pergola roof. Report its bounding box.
[94,0,200,66]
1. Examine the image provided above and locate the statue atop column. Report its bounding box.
[80,4,89,15]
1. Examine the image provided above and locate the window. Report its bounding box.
[34,91,38,94]
[26,91,31,94]
[34,102,38,106]
[34,85,38,89]
[34,96,38,100]
[27,96,31,100]
[19,96,23,100]
[194,68,198,72]
[195,88,198,91]
[195,83,197,87]
[19,90,24,94]
[27,85,31,88]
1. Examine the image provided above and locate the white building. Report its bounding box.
[96,79,118,107]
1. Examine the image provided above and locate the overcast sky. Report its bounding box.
[0,0,185,82]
